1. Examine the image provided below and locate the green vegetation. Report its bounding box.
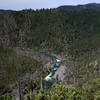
[0,95,15,100]
[25,83,87,100]
[1,9,100,55]
[0,9,100,99]
[85,78,100,100]
[0,79,100,100]
[64,51,100,86]
[25,79,100,100]
[0,46,41,95]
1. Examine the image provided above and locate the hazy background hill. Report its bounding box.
[58,3,100,11]
[0,9,11,14]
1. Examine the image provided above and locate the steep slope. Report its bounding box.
[0,46,42,95]
[1,9,100,55]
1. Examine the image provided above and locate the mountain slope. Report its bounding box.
[1,9,100,55]
[0,46,41,95]
[0,8,100,98]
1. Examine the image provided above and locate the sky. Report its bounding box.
[0,0,100,10]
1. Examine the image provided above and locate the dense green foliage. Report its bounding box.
[0,95,14,100]
[25,84,87,100]
[0,79,100,100]
[25,78,100,100]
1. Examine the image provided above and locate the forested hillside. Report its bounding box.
[0,9,100,55]
[0,46,41,95]
[0,8,100,100]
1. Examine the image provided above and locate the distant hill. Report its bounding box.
[0,9,11,14]
[58,3,100,11]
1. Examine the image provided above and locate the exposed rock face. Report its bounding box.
[53,65,66,81]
